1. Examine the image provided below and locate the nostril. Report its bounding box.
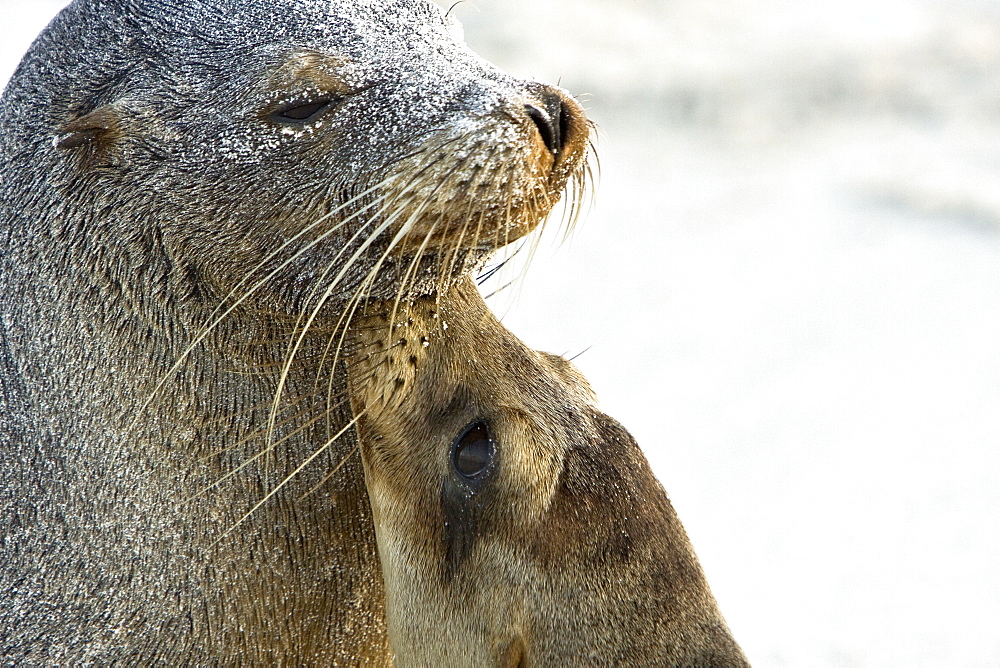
[525,103,557,154]
[525,98,565,156]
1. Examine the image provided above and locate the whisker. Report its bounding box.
[189,394,355,504]
[263,150,460,456]
[124,178,403,450]
[297,441,361,502]
[210,410,366,547]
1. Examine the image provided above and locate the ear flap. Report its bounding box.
[55,104,122,150]
[538,351,599,405]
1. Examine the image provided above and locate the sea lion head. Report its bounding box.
[347,277,749,667]
[3,0,590,314]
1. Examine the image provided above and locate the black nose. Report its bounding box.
[525,87,569,156]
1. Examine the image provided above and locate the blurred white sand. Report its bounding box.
[2,1,999,665]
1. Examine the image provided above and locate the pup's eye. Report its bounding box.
[452,421,494,480]
[273,100,331,123]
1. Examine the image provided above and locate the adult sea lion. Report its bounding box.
[346,277,750,667]
[0,0,589,662]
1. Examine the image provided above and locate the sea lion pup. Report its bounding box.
[0,0,588,662]
[346,277,750,667]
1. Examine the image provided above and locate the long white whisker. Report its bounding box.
[264,183,436,449]
[125,177,402,444]
[210,410,365,547]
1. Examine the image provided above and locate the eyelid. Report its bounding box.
[268,83,375,125]
[271,99,334,123]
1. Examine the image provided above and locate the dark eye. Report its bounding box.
[452,421,494,480]
[273,100,331,123]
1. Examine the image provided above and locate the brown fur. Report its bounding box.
[347,277,750,667]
